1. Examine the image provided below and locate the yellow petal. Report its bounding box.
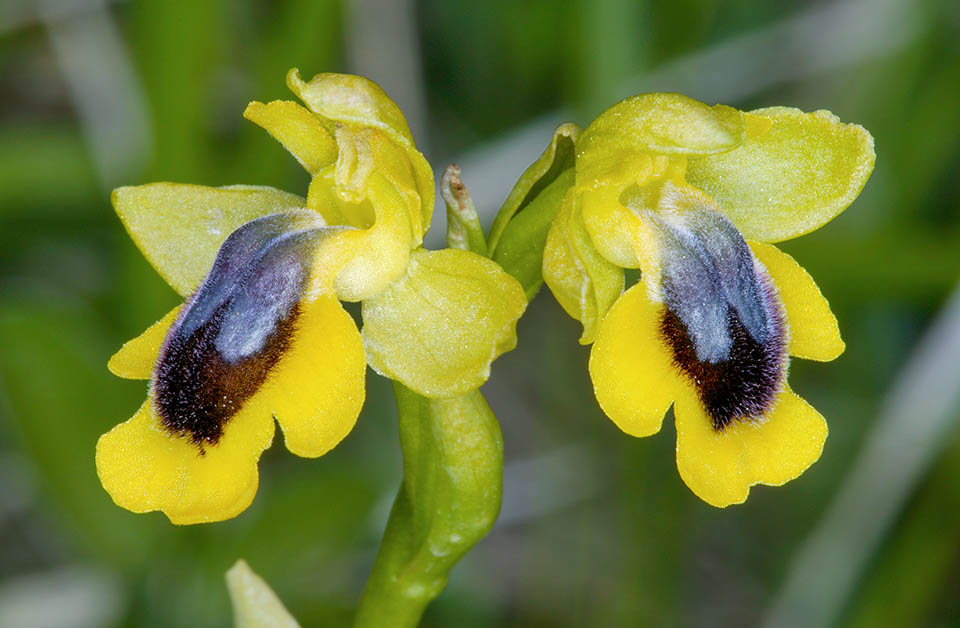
[686,107,875,243]
[542,188,623,343]
[674,385,827,507]
[113,184,307,296]
[750,242,844,361]
[303,127,427,300]
[243,100,337,175]
[364,128,431,245]
[579,188,644,268]
[253,294,365,458]
[588,282,682,437]
[108,306,182,379]
[577,155,687,269]
[96,397,274,524]
[361,248,527,398]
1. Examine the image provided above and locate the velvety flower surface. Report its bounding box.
[542,94,874,507]
[98,70,526,524]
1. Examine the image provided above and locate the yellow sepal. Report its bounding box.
[108,306,182,379]
[112,184,307,296]
[577,94,746,168]
[361,248,527,398]
[588,282,681,437]
[542,189,623,344]
[686,107,875,243]
[750,242,845,361]
[674,385,827,507]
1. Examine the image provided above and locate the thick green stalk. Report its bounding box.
[353,384,504,628]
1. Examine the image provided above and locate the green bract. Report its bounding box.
[489,123,581,299]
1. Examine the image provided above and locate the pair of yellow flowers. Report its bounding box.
[97,70,874,523]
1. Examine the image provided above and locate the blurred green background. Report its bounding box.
[1,0,959,626]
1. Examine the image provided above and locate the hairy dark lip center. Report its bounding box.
[660,296,786,431]
[153,301,300,449]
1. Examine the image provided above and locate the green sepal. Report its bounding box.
[488,122,582,253]
[686,106,876,243]
[112,183,308,296]
[492,168,575,300]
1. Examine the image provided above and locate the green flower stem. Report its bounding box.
[354,383,504,628]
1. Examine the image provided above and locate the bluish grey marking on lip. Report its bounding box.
[648,208,771,363]
[177,210,322,339]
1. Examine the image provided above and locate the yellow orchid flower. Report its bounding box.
[542,94,875,507]
[97,70,526,525]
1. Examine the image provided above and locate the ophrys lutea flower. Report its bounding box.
[542,94,874,506]
[97,70,526,524]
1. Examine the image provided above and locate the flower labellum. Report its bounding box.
[154,212,327,448]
